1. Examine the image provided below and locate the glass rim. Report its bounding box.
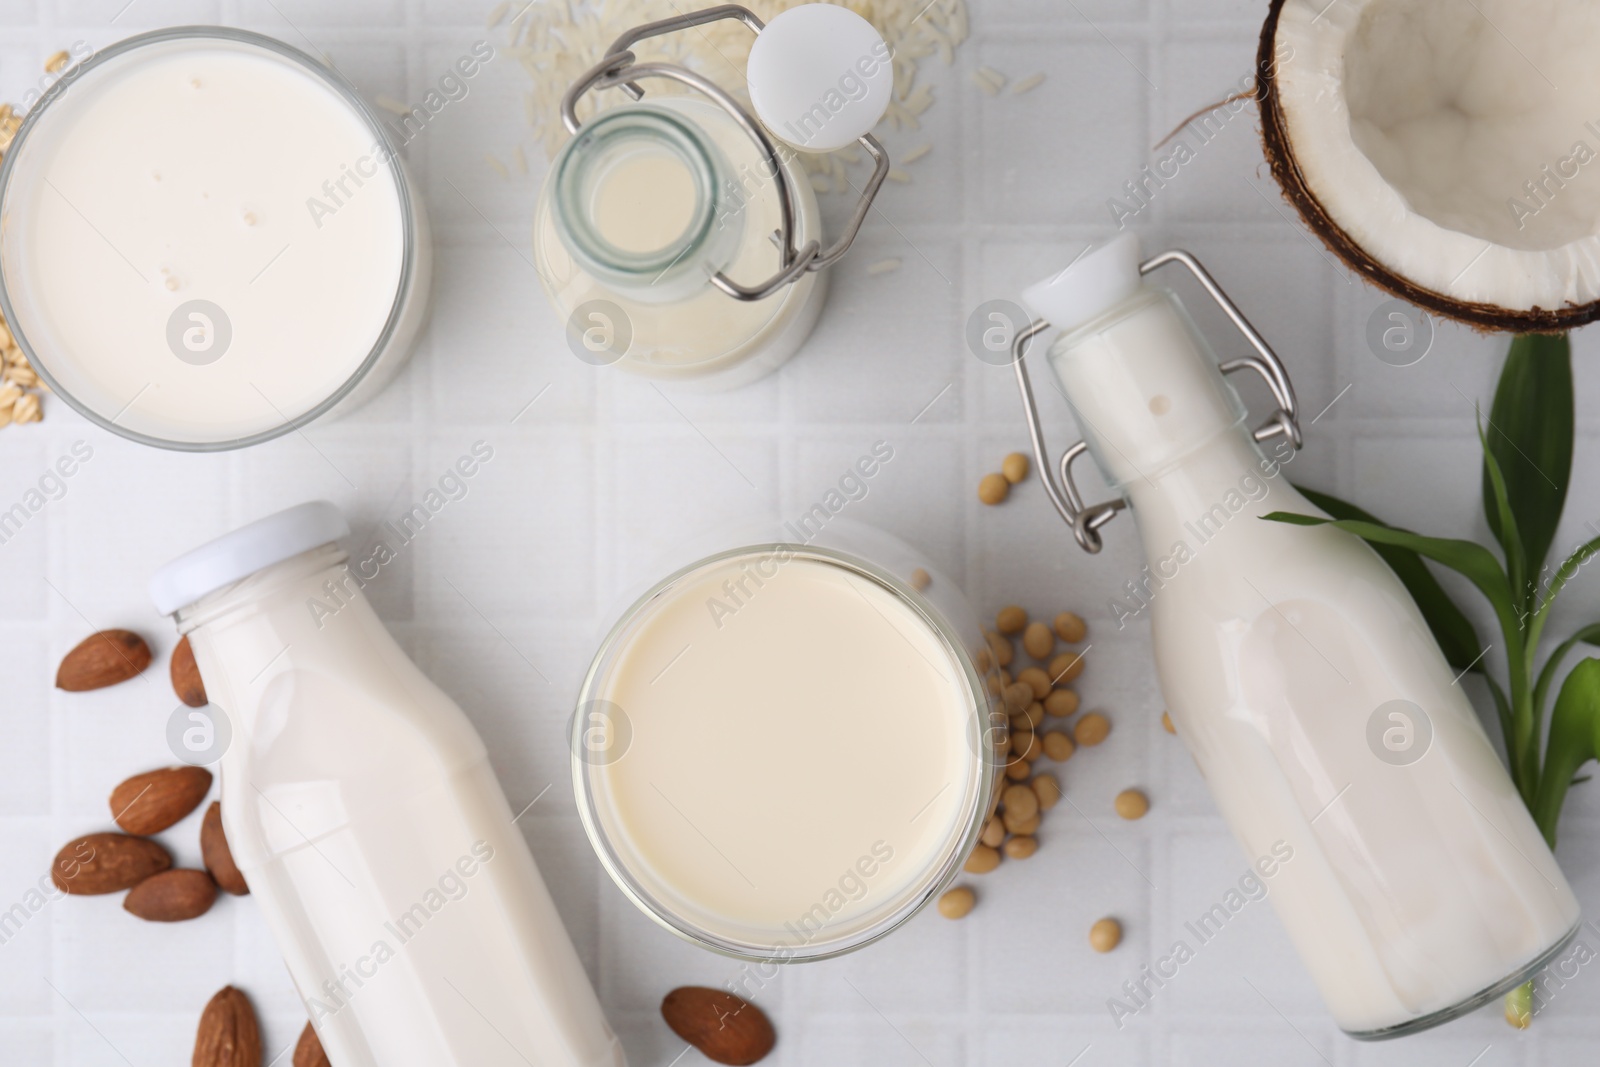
[571,541,998,963]
[551,104,723,282]
[0,25,420,453]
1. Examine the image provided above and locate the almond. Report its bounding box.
[171,635,208,707]
[293,1023,330,1067]
[111,766,213,835]
[192,985,261,1067]
[660,987,775,1066]
[56,629,151,691]
[51,832,171,895]
[201,802,249,896]
[124,869,217,922]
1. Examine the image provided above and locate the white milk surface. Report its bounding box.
[588,553,977,951]
[6,39,404,443]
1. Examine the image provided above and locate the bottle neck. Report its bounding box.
[1121,428,1303,539]
[174,542,391,747]
[550,102,743,305]
[173,542,351,636]
[1046,286,1249,492]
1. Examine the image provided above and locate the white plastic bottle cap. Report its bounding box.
[746,4,893,152]
[1021,233,1145,334]
[150,501,350,616]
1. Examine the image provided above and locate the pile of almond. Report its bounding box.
[53,629,337,1065]
[52,632,244,917]
[52,768,242,920]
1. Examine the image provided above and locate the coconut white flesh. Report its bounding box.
[1273,0,1600,313]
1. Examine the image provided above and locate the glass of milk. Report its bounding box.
[573,519,1005,961]
[0,28,431,450]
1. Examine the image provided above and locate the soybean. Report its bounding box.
[1002,783,1039,822]
[938,886,976,919]
[1017,666,1052,700]
[1090,917,1122,953]
[1074,712,1110,747]
[986,632,1014,668]
[1003,810,1040,835]
[1053,611,1087,643]
[1001,452,1030,484]
[1044,688,1079,718]
[996,605,1027,635]
[1115,789,1149,820]
[1162,711,1175,734]
[1032,773,1061,811]
[1003,835,1038,860]
[1011,724,1040,761]
[978,473,1010,505]
[1042,731,1074,762]
[980,816,1005,849]
[1022,621,1054,660]
[1049,651,1085,685]
[965,845,1001,874]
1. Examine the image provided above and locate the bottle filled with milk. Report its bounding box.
[1010,234,1580,1038]
[150,502,626,1067]
[533,3,896,386]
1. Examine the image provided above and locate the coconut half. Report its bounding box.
[1258,0,1600,330]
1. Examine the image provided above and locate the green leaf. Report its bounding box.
[1532,657,1600,847]
[1534,622,1600,725]
[1479,418,1527,621]
[1294,485,1483,675]
[1482,333,1572,607]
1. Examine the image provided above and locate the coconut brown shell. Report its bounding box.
[1256,0,1599,333]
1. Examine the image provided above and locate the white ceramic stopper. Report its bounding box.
[746,4,892,152]
[151,501,350,615]
[1022,233,1145,334]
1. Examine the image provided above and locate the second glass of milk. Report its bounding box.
[0,28,431,450]
[573,521,1005,961]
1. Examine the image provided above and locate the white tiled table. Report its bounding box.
[3,1,1599,1064]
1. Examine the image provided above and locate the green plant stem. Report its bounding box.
[1505,627,1538,807]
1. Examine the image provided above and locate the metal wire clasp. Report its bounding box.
[558,4,889,303]
[1012,249,1303,554]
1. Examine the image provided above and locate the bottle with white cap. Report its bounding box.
[1012,235,1579,1038]
[533,3,893,386]
[150,502,626,1067]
